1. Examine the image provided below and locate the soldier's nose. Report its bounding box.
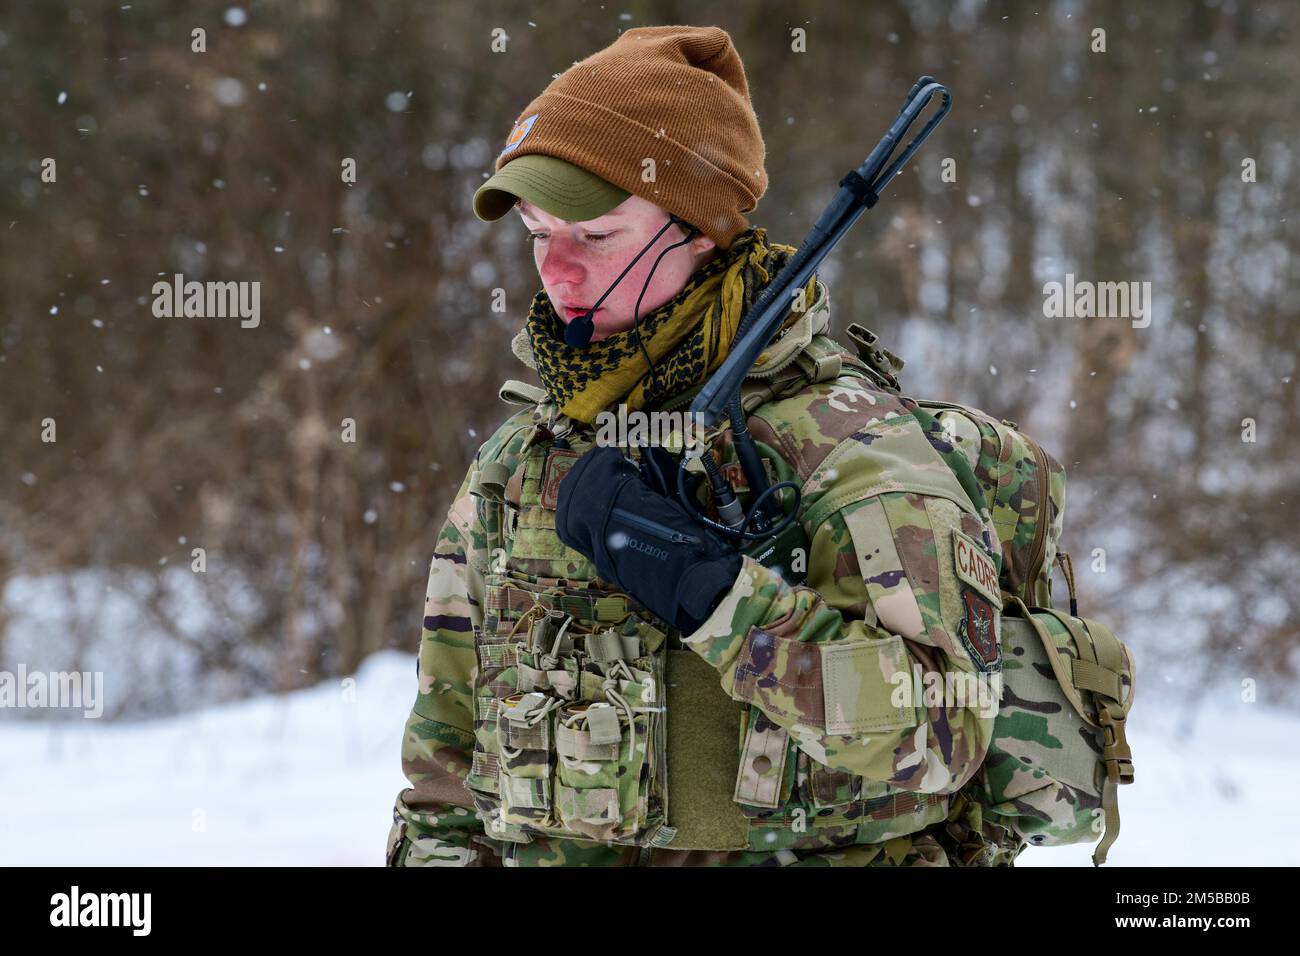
[538,236,586,287]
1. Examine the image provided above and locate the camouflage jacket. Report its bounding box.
[386,281,1005,866]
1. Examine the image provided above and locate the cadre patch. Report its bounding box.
[540,447,580,511]
[952,528,1002,609]
[499,113,539,158]
[958,587,1000,672]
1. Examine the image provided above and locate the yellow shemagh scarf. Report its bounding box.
[521,226,817,424]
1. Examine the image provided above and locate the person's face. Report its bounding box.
[516,194,718,342]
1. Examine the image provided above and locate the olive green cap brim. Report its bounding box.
[473,154,631,223]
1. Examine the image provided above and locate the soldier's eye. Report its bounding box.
[525,231,612,245]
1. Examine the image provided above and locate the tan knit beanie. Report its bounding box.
[483,25,767,250]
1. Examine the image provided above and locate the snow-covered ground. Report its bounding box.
[2,647,1295,866]
[0,649,412,866]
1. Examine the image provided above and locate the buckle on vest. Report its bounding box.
[1098,708,1134,785]
[844,322,904,392]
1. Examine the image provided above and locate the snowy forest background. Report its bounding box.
[1,0,1297,865]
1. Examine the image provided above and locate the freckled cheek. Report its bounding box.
[604,259,659,305]
[587,267,620,297]
[619,262,676,310]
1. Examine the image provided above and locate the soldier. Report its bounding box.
[386,25,1008,867]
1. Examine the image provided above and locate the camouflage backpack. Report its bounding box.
[844,323,1137,866]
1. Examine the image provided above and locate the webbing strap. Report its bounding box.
[793,338,843,385]
[587,629,626,662]
[1092,700,1134,866]
[1060,612,1100,667]
[469,751,500,794]
[1049,609,1130,715]
[594,596,628,621]
[1084,619,1126,691]
[471,461,511,501]
[1093,775,1122,867]
[476,695,499,724]
[489,585,631,626]
[478,643,517,670]
[1071,659,1122,700]
[556,722,620,761]
[498,379,548,406]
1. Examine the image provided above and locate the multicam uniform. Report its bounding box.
[385,287,1010,867]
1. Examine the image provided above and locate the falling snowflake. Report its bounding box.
[212,76,246,107]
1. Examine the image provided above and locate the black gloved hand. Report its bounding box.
[555,445,743,634]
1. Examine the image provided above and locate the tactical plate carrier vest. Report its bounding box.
[461,319,1135,864]
[462,332,963,855]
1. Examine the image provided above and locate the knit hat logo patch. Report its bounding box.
[499,113,539,158]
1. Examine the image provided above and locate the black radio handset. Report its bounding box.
[674,76,954,587]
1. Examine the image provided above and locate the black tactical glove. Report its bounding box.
[555,445,743,634]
